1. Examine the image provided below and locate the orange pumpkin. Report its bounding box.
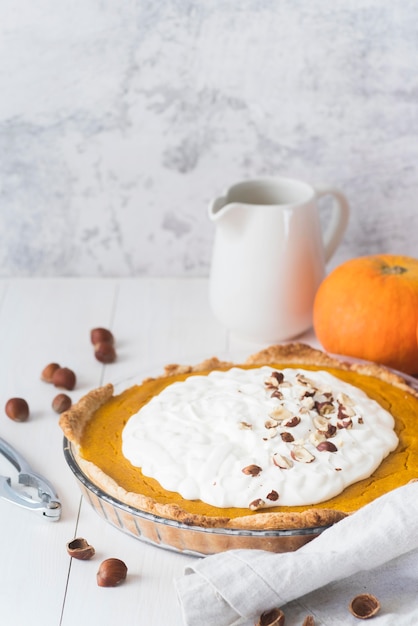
[313,254,418,375]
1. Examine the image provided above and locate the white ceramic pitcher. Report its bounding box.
[208,177,350,342]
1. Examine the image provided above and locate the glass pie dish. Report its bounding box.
[63,437,331,556]
[61,347,418,557]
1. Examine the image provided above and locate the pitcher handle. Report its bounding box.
[314,185,350,262]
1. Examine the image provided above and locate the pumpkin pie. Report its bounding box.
[59,343,418,532]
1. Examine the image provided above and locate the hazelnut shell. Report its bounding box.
[66,538,95,560]
[52,367,76,391]
[256,608,285,626]
[90,327,114,345]
[349,594,381,619]
[96,558,128,587]
[5,398,30,422]
[94,342,117,364]
[41,362,60,383]
[52,393,72,414]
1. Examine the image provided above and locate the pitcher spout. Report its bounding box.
[208,196,234,221]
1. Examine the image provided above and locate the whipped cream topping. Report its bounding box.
[122,367,398,509]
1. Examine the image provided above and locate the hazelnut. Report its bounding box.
[316,441,338,453]
[41,362,60,383]
[272,453,293,469]
[256,607,285,626]
[66,538,95,560]
[309,430,327,447]
[90,327,114,346]
[5,398,29,422]
[96,558,128,587]
[282,415,301,428]
[266,490,279,501]
[242,464,262,476]
[280,432,294,443]
[52,393,72,414]
[290,445,315,463]
[269,406,292,422]
[349,594,381,619]
[337,417,353,429]
[52,367,76,391]
[249,498,266,510]
[94,342,117,364]
[302,617,315,626]
[314,400,334,416]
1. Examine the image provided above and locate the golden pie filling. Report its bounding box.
[66,349,418,529]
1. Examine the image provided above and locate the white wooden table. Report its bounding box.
[0,278,416,626]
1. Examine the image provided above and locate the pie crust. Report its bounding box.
[59,343,418,531]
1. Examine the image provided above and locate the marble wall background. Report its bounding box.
[0,0,417,277]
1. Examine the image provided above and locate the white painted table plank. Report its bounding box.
[105,277,229,383]
[62,277,221,626]
[0,279,119,626]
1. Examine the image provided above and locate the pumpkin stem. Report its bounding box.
[382,265,407,275]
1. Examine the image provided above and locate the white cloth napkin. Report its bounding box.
[176,482,418,625]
